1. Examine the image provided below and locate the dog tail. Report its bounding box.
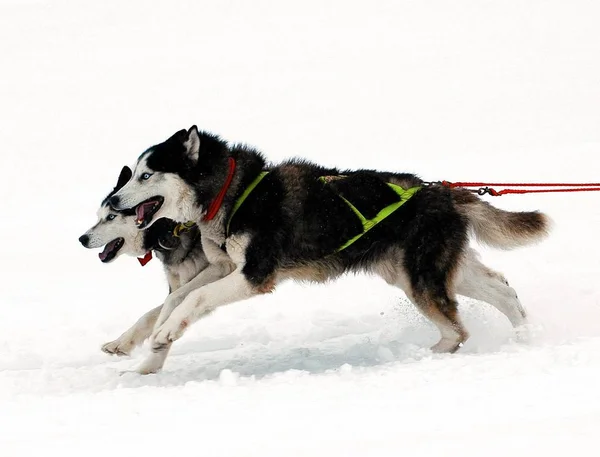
[452,188,550,249]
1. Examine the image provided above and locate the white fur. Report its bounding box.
[153,258,235,332]
[136,346,172,375]
[81,204,145,258]
[152,268,256,348]
[101,305,161,356]
[164,250,210,291]
[183,126,201,163]
[454,249,527,327]
[111,154,203,228]
[135,235,247,373]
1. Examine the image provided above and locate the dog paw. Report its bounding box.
[135,351,169,375]
[101,339,134,356]
[512,323,537,345]
[136,362,161,375]
[151,319,189,350]
[430,338,465,354]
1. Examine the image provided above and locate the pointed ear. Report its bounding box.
[183,125,201,164]
[115,166,132,192]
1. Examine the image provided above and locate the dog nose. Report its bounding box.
[79,234,90,247]
[109,195,120,208]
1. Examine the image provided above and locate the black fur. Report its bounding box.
[141,130,470,301]
[103,166,133,208]
[142,218,202,266]
[143,130,232,210]
[109,127,549,358]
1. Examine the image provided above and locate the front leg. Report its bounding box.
[153,261,234,333]
[101,305,161,356]
[152,269,260,349]
[154,233,280,346]
[138,233,275,374]
[133,262,234,375]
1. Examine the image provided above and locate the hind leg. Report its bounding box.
[374,253,469,353]
[410,287,469,353]
[455,248,527,327]
[374,248,470,352]
[405,227,471,352]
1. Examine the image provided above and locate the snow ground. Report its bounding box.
[1,1,600,455]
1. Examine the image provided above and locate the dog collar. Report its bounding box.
[137,251,153,266]
[203,157,236,221]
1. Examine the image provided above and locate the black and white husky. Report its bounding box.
[79,166,208,357]
[109,126,548,373]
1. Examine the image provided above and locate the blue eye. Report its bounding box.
[141,173,152,180]
[107,214,116,221]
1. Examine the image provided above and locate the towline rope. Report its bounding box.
[424,181,600,196]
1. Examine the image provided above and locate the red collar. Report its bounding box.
[203,157,236,221]
[137,251,153,266]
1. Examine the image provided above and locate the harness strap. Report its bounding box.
[223,172,420,254]
[226,171,270,236]
[334,183,421,252]
[173,221,197,237]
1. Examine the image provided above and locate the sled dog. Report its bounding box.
[79,166,208,357]
[109,127,548,373]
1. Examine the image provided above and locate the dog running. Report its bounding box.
[90,126,549,374]
[80,166,209,361]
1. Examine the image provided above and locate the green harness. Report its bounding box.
[226,172,421,252]
[327,182,421,252]
[226,171,270,236]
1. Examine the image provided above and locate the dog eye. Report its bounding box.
[107,214,116,221]
[141,173,152,180]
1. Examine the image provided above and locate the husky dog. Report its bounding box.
[79,166,208,356]
[109,126,547,373]
[79,166,139,264]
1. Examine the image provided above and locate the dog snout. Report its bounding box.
[79,234,90,247]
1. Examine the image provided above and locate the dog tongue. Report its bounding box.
[99,239,119,261]
[136,201,155,222]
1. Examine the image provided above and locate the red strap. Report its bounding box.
[443,181,600,188]
[441,180,600,196]
[203,157,236,221]
[491,187,600,195]
[137,251,153,266]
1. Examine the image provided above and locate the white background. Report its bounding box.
[1,1,599,456]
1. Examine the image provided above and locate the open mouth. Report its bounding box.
[99,237,124,263]
[135,196,164,228]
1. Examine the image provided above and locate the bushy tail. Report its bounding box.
[452,188,550,249]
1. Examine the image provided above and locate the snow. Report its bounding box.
[1,0,600,455]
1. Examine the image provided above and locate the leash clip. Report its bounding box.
[477,187,500,196]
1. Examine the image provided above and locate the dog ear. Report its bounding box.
[115,166,132,192]
[183,125,201,164]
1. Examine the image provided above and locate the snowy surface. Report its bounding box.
[1,1,600,455]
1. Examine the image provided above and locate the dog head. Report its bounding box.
[108,126,227,229]
[79,166,148,262]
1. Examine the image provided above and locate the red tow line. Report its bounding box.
[434,181,600,196]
